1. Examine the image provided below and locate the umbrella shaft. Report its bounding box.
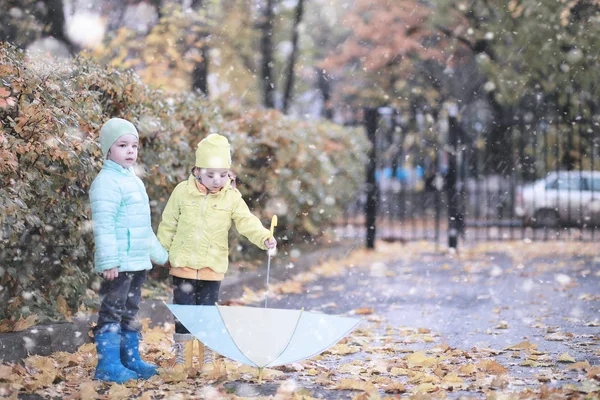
[265,254,271,308]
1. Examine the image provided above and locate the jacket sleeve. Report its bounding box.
[149,233,169,265]
[90,177,121,272]
[157,185,181,252]
[231,193,270,250]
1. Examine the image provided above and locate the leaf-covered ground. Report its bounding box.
[1,241,599,399]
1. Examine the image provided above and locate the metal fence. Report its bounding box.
[336,107,600,247]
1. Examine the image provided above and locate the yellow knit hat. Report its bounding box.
[195,133,232,168]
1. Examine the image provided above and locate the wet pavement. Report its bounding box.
[221,246,600,398]
[7,242,600,399]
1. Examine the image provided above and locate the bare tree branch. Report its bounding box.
[436,25,497,61]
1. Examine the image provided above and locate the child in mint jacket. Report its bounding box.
[157,133,276,373]
[89,118,168,383]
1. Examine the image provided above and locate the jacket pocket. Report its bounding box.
[170,237,184,253]
[208,204,232,233]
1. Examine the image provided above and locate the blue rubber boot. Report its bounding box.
[120,330,158,379]
[94,332,138,383]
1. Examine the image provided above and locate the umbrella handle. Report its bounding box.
[265,215,277,308]
[269,215,278,240]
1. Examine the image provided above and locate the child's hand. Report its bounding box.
[265,237,277,250]
[103,268,118,281]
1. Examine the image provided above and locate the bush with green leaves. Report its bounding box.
[0,43,368,327]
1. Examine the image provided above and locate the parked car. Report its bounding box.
[515,171,600,227]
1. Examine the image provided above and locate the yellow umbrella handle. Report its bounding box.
[269,215,278,240]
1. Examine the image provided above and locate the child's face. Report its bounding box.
[197,168,229,191]
[107,134,138,168]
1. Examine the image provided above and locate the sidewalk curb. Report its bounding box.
[0,241,360,364]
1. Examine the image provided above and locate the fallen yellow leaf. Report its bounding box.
[477,359,508,375]
[389,367,410,376]
[138,393,153,400]
[335,378,376,392]
[459,363,476,376]
[158,366,188,383]
[25,356,57,373]
[107,382,131,399]
[339,363,364,375]
[275,280,304,294]
[415,382,440,393]
[565,361,591,370]
[327,343,360,355]
[442,373,467,390]
[406,351,437,368]
[56,295,71,320]
[0,365,13,380]
[79,381,98,400]
[205,360,228,381]
[12,314,38,332]
[408,372,439,385]
[505,341,538,351]
[558,352,576,363]
[384,381,406,393]
[495,320,509,329]
[520,359,552,368]
[544,332,574,341]
[587,366,600,380]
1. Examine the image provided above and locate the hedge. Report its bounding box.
[0,43,368,327]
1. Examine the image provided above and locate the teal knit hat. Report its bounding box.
[99,118,139,157]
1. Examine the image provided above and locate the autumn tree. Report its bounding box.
[432,0,600,173]
[321,0,442,120]
[295,0,353,119]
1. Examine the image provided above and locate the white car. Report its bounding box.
[515,171,600,227]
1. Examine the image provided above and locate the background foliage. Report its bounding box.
[0,43,368,326]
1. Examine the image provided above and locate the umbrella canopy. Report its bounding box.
[167,304,361,369]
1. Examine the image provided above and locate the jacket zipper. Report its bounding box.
[192,195,208,275]
[201,195,208,271]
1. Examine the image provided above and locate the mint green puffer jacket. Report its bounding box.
[90,160,168,272]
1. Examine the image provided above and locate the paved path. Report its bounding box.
[6,242,599,399]
[223,247,600,398]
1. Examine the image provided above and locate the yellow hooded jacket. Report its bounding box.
[157,175,270,280]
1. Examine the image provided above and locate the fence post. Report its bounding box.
[446,104,460,250]
[364,108,378,249]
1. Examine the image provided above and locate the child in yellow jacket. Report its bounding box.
[157,133,277,372]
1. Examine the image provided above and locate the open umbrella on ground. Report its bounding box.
[166,216,362,383]
[167,304,361,382]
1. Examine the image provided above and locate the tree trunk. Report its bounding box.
[485,91,514,175]
[149,0,163,19]
[192,46,209,95]
[282,0,305,114]
[190,0,210,96]
[317,68,333,120]
[260,0,276,108]
[43,0,77,54]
